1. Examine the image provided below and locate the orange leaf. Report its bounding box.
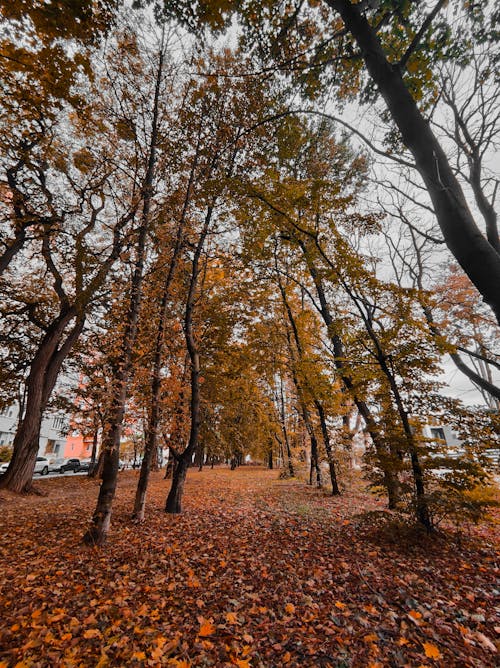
[83,629,102,639]
[131,651,146,661]
[198,619,216,637]
[284,603,295,615]
[423,642,442,659]
[225,612,239,624]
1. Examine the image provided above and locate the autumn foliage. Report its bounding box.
[0,467,499,666]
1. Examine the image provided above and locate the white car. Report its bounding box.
[33,456,49,476]
[0,461,9,474]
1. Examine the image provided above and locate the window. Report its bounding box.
[52,417,66,431]
[430,427,446,442]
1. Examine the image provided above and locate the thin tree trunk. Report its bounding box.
[133,128,202,520]
[298,242,401,507]
[314,398,341,495]
[277,381,295,477]
[268,446,273,469]
[87,422,99,477]
[164,207,212,514]
[83,42,164,544]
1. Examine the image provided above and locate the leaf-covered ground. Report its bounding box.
[0,466,498,667]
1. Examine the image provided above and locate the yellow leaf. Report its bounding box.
[284,603,295,615]
[335,601,346,609]
[423,642,442,659]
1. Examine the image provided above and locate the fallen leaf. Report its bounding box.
[198,619,216,637]
[423,642,442,659]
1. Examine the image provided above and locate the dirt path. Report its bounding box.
[0,466,498,666]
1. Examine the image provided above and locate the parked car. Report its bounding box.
[78,459,92,472]
[48,458,67,473]
[59,458,82,473]
[33,456,49,475]
[0,461,9,474]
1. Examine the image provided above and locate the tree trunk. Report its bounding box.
[196,442,204,471]
[83,43,164,544]
[299,242,401,507]
[87,423,99,477]
[165,457,188,514]
[328,0,500,323]
[134,128,200,518]
[0,315,83,493]
[267,445,273,469]
[164,206,212,514]
[314,399,341,495]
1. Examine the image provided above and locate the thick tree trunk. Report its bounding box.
[328,0,500,323]
[0,315,83,493]
[165,457,188,513]
[83,361,128,543]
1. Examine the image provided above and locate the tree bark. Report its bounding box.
[133,125,202,520]
[164,207,212,514]
[83,42,164,543]
[298,239,401,507]
[165,457,188,513]
[314,398,341,495]
[0,314,84,493]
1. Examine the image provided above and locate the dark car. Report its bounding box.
[59,458,82,473]
[78,459,92,472]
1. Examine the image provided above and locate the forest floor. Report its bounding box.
[0,466,498,667]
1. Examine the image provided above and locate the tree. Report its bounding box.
[0,0,116,273]
[84,23,169,544]
[158,0,500,323]
[0,84,137,492]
